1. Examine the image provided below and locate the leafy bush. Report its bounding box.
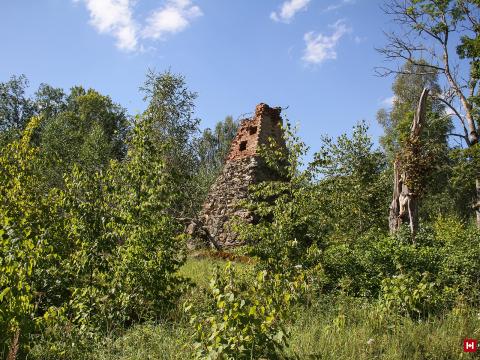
[433,216,480,305]
[320,219,480,316]
[380,272,440,318]
[189,262,304,359]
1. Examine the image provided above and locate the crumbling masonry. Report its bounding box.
[190,103,285,248]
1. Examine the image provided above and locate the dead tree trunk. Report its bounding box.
[389,88,429,239]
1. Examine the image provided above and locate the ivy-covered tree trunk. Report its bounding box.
[389,158,421,236]
[389,88,429,238]
[476,178,480,227]
[389,159,415,233]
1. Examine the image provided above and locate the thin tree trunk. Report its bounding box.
[389,160,402,231]
[6,329,20,360]
[389,88,429,239]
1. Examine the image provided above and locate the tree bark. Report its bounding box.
[389,159,419,237]
[389,88,429,239]
[6,329,20,360]
[476,178,480,228]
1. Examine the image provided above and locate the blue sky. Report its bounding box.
[1,0,398,153]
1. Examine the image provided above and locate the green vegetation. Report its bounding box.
[1,1,480,358]
[27,259,480,360]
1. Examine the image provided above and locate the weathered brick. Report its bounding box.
[189,103,286,249]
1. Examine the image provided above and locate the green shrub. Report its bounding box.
[434,216,480,290]
[380,272,440,318]
[189,262,304,359]
[318,218,480,316]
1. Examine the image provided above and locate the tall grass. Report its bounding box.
[287,297,480,359]
[93,323,191,360]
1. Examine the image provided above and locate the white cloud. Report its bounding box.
[76,0,138,51]
[74,0,202,52]
[323,0,356,13]
[302,20,351,65]
[142,0,203,40]
[270,0,311,23]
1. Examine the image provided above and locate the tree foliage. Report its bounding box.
[0,116,63,356]
[0,75,35,134]
[196,116,238,202]
[0,72,199,356]
[39,87,129,187]
[139,69,202,217]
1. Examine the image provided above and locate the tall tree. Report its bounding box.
[0,75,35,143]
[377,0,480,226]
[140,69,200,217]
[39,86,129,186]
[197,116,238,199]
[311,122,390,237]
[34,84,66,119]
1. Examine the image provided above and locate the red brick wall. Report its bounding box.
[226,103,284,161]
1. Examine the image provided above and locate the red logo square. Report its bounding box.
[464,339,477,352]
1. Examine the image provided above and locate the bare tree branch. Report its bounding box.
[378,0,479,145]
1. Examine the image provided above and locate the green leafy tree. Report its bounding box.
[311,122,390,237]
[196,116,238,203]
[0,76,67,146]
[0,75,36,145]
[34,83,66,119]
[140,69,201,217]
[198,116,237,173]
[39,86,129,187]
[378,0,480,225]
[57,165,119,334]
[108,112,188,323]
[0,117,58,357]
[26,113,189,357]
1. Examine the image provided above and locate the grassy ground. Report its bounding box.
[179,256,225,288]
[93,324,191,360]
[87,257,480,360]
[287,298,480,359]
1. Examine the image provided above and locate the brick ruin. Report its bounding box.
[189,103,285,248]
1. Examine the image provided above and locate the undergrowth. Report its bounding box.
[28,257,480,360]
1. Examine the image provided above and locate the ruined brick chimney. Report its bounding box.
[190,103,285,248]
